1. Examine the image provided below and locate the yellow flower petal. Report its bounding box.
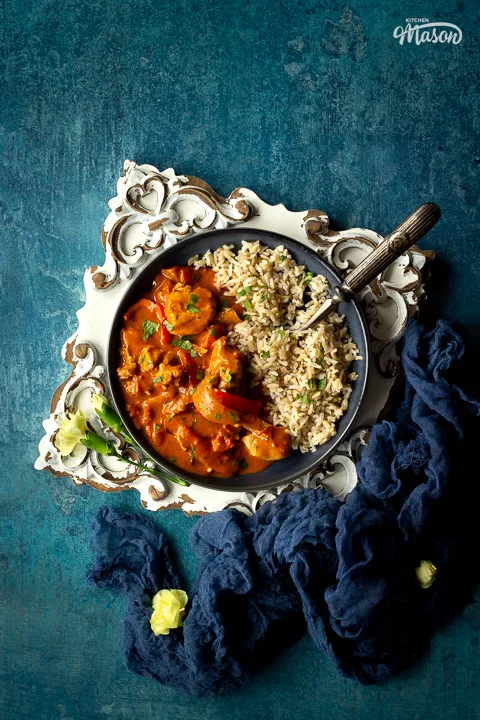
[415,559,437,589]
[150,589,188,636]
[54,410,88,456]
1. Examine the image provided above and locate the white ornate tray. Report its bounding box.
[35,161,432,515]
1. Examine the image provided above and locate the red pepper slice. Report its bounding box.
[212,389,262,415]
[180,266,193,285]
[178,349,198,384]
[156,303,172,344]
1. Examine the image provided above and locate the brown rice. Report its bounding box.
[189,241,360,452]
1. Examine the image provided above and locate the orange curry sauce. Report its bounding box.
[117,265,291,478]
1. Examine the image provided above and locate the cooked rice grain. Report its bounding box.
[190,241,360,452]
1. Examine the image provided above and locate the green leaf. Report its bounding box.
[214,413,222,420]
[222,299,230,308]
[154,424,161,431]
[163,320,174,331]
[172,336,192,350]
[240,459,249,470]
[243,299,252,312]
[279,328,286,339]
[142,320,160,340]
[260,294,269,303]
[238,286,252,297]
[318,377,326,390]
[260,351,270,359]
[280,255,287,261]
[187,293,200,313]
[189,446,196,462]
[303,271,314,285]
[226,371,234,384]
[319,343,325,359]
[196,368,205,381]
[229,411,238,423]
[190,348,198,358]
[170,456,176,463]
[153,375,164,384]
[210,327,218,337]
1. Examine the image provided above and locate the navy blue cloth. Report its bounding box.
[88,320,480,696]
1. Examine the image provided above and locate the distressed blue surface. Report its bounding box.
[1,0,479,718]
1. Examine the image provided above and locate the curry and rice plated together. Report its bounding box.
[117,241,361,477]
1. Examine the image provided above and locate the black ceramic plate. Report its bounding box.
[107,228,370,491]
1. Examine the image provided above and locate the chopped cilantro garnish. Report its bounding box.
[279,328,286,339]
[244,299,252,312]
[214,413,222,420]
[295,393,313,405]
[260,351,270,359]
[196,368,205,381]
[207,376,216,385]
[318,378,326,390]
[222,299,229,308]
[163,320,174,331]
[142,320,160,340]
[260,294,269,303]
[210,328,218,337]
[154,424,161,431]
[238,286,252,297]
[319,343,325,359]
[153,375,164,384]
[189,446,196,462]
[280,255,287,261]
[172,336,192,350]
[229,411,238,422]
[170,456,176,463]
[140,354,152,367]
[240,459,249,470]
[303,271,314,285]
[226,371,234,384]
[232,459,240,466]
[190,348,198,358]
[186,293,200,313]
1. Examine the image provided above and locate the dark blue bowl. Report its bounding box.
[107,228,370,491]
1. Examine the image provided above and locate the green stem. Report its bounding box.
[115,454,190,487]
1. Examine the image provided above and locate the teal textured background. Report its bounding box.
[1,1,479,718]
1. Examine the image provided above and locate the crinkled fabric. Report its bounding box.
[88,320,480,696]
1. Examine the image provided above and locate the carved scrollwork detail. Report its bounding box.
[88,161,254,291]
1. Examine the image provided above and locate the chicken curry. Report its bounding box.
[117,265,291,477]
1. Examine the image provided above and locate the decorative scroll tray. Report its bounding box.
[35,161,433,515]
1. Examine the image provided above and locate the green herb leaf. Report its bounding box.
[280,255,287,261]
[196,369,205,381]
[154,424,161,431]
[260,351,270,359]
[153,375,164,384]
[210,327,218,337]
[163,320,174,331]
[303,271,314,285]
[186,293,200,313]
[189,446,196,462]
[232,459,240,466]
[142,320,160,340]
[170,456,176,463]
[319,343,325,359]
[226,371,234,384]
[222,300,230,308]
[229,411,238,423]
[172,336,192,351]
[238,286,252,297]
[214,413,222,420]
[190,348,198,358]
[279,328,286,339]
[318,377,327,390]
[260,294,269,303]
[240,459,249,470]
